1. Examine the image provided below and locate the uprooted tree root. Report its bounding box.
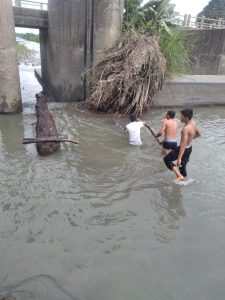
[85,34,166,115]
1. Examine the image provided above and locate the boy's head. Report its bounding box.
[166,111,176,119]
[180,108,193,121]
[130,114,137,122]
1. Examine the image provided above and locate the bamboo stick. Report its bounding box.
[23,137,79,145]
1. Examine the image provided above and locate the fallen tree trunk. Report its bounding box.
[24,92,79,155]
[35,92,61,155]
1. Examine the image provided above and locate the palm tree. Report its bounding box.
[123,0,145,31]
[124,0,178,34]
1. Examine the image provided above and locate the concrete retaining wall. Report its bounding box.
[153,75,225,108]
[189,29,225,75]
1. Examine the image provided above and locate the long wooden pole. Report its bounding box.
[23,137,79,145]
[144,124,162,146]
[144,124,157,138]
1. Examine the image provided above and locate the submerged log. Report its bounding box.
[35,92,60,155]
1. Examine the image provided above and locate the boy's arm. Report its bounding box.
[155,119,166,138]
[177,128,188,166]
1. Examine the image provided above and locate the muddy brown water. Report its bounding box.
[0,66,225,300]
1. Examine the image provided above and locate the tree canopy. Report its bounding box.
[16,33,39,43]
[197,0,225,19]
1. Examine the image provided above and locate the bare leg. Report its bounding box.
[172,166,184,182]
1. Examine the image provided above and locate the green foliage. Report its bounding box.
[16,42,32,60]
[123,0,192,75]
[16,32,39,43]
[123,0,145,31]
[160,29,193,75]
[16,43,30,55]
[140,0,177,34]
[197,0,225,19]
[123,0,177,34]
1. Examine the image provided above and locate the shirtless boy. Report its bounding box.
[155,111,178,156]
[163,108,201,182]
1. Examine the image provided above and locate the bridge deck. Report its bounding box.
[13,6,48,28]
[12,0,48,10]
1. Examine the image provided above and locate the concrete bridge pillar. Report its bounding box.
[93,0,123,65]
[40,0,123,102]
[40,0,87,102]
[0,0,22,113]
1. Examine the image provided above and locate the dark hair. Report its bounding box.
[180,108,193,120]
[130,114,137,122]
[167,111,175,118]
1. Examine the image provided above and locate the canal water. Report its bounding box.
[0,66,225,300]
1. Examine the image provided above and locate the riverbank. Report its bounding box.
[16,37,40,66]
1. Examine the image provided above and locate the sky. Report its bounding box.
[170,0,210,16]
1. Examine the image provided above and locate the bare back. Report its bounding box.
[164,119,178,140]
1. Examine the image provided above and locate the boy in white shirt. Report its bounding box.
[126,114,146,145]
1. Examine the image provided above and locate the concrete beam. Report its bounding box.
[0,0,22,113]
[13,7,48,28]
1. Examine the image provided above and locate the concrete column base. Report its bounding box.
[0,0,22,113]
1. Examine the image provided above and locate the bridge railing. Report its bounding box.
[170,15,225,29]
[12,0,48,10]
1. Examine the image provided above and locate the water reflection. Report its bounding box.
[154,185,185,243]
[0,114,24,154]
